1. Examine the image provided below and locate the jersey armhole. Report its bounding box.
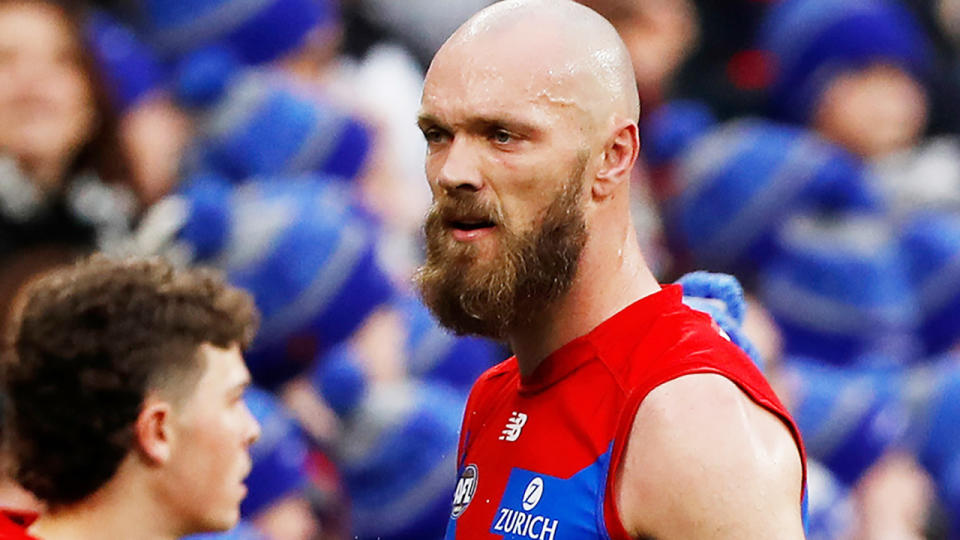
[600,366,808,540]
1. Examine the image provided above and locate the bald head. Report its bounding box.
[433,0,640,126]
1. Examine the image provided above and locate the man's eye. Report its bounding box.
[424,129,448,144]
[492,130,512,144]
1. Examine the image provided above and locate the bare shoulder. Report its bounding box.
[616,373,804,540]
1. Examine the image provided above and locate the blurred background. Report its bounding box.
[1,0,960,538]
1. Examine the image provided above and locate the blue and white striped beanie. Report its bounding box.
[677,271,763,369]
[177,56,373,182]
[901,211,960,356]
[394,294,501,392]
[899,354,960,536]
[804,461,856,540]
[900,354,960,481]
[227,179,392,386]
[782,357,909,486]
[642,100,717,170]
[944,455,960,538]
[133,0,335,65]
[86,10,169,113]
[240,386,310,519]
[143,174,393,386]
[759,0,932,124]
[759,213,920,365]
[309,344,366,418]
[664,118,883,274]
[311,352,463,540]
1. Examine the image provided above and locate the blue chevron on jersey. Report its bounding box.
[488,450,611,539]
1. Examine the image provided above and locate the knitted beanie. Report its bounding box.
[901,354,960,480]
[759,213,920,365]
[900,211,960,356]
[804,461,856,540]
[677,271,763,368]
[759,0,931,123]
[664,118,882,274]
[137,174,393,387]
[394,294,502,392]
[311,352,463,540]
[642,100,717,170]
[944,456,960,539]
[783,357,909,485]
[241,386,310,518]
[86,10,168,112]
[177,56,372,182]
[135,0,335,65]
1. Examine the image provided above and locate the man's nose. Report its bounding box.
[437,136,484,192]
[244,403,262,446]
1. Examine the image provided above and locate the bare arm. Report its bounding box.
[616,373,805,539]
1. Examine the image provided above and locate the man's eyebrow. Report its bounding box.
[417,113,540,135]
[417,114,445,131]
[467,116,539,135]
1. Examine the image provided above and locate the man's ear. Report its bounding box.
[593,121,640,200]
[134,397,174,465]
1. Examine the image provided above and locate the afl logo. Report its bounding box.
[451,464,479,519]
[522,477,544,511]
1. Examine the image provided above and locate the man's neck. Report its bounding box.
[508,221,661,378]
[29,475,177,540]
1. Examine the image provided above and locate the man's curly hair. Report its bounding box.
[3,255,259,508]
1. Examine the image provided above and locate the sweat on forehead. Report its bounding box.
[430,0,639,122]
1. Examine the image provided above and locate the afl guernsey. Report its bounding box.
[443,285,807,539]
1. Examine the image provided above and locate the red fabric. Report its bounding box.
[448,285,806,539]
[600,333,808,539]
[0,509,38,540]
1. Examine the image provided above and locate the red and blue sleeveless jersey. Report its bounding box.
[444,285,807,539]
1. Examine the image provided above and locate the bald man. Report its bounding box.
[415,1,807,539]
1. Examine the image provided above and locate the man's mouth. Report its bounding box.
[448,219,496,231]
[446,217,497,242]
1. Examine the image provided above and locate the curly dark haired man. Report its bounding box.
[2,255,261,540]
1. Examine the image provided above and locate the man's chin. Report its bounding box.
[435,232,499,258]
[204,507,241,534]
[435,308,508,340]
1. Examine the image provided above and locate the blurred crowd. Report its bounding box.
[1,0,960,539]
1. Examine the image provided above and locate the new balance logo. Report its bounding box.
[499,412,528,441]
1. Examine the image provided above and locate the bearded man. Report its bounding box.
[415,1,808,538]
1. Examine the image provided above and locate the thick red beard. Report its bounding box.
[415,165,587,340]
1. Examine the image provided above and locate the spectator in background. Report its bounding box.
[239,387,318,540]
[0,0,142,359]
[575,0,703,277]
[353,0,492,69]
[759,0,960,218]
[579,0,699,112]
[3,256,261,539]
[85,9,192,205]
[645,101,885,280]
[761,0,932,160]
[0,0,138,260]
